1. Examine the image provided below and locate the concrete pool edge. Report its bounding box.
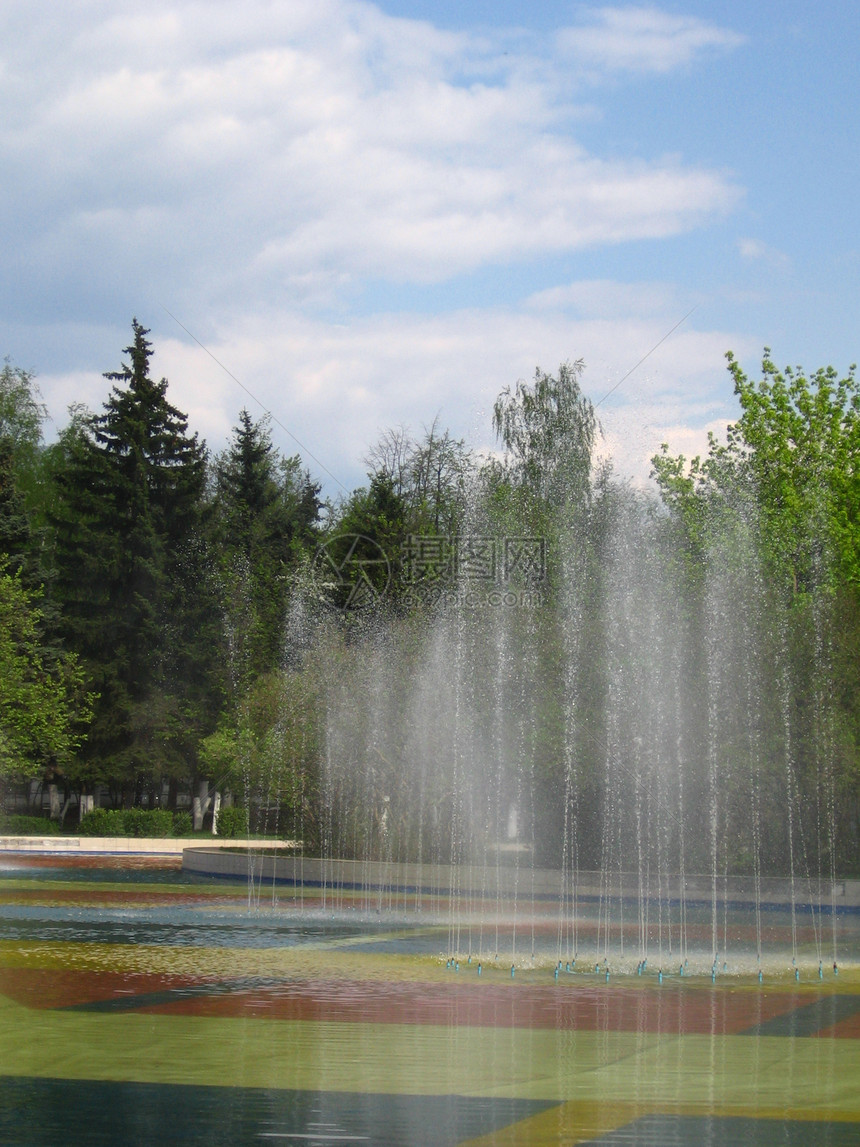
[0,836,285,856]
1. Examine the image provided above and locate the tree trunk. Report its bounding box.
[192,780,211,831]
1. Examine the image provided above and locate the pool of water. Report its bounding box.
[1,855,858,1145]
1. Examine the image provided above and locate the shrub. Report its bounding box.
[215,805,249,839]
[79,807,176,837]
[172,810,193,837]
[120,808,174,837]
[79,808,126,836]
[0,814,62,836]
[143,809,175,838]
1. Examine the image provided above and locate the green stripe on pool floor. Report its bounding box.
[0,1077,555,1147]
[740,994,860,1037]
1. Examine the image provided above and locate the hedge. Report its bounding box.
[78,808,176,837]
[214,806,249,839]
[0,814,62,835]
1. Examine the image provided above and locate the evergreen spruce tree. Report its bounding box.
[214,409,321,681]
[51,320,214,802]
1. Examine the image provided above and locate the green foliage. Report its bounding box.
[172,810,193,837]
[123,808,175,837]
[652,349,860,875]
[492,361,596,511]
[78,808,125,835]
[0,438,32,577]
[0,360,47,506]
[0,565,94,778]
[653,350,860,596]
[364,418,472,538]
[326,474,407,607]
[198,726,239,789]
[0,364,57,614]
[214,805,249,838]
[200,668,319,838]
[212,409,321,682]
[78,807,175,837]
[728,350,860,593]
[49,320,216,795]
[0,814,61,835]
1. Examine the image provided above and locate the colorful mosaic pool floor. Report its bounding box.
[1,857,858,1145]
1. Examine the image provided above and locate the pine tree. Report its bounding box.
[213,409,321,680]
[51,320,214,801]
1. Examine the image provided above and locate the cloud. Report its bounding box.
[737,237,792,271]
[0,0,742,323]
[1,2,751,496]
[599,415,734,491]
[556,6,745,75]
[525,279,683,318]
[35,293,749,496]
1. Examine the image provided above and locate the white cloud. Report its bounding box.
[2,2,752,495]
[737,237,792,271]
[557,6,745,75]
[35,296,748,495]
[0,0,742,318]
[599,414,734,491]
[525,279,683,318]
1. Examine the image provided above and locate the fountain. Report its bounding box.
[5,368,859,1143]
[186,452,859,985]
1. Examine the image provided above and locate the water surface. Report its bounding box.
[1,856,857,1146]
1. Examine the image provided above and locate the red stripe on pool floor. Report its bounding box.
[815,1012,860,1039]
[1,966,843,1035]
[0,967,212,1009]
[138,980,806,1034]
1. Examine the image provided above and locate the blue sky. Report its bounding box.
[1,1,857,495]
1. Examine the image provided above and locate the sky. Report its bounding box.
[1,1,857,498]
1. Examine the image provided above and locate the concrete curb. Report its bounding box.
[0,836,285,856]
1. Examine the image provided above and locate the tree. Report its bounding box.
[653,350,860,596]
[0,437,32,576]
[491,361,596,511]
[364,418,472,538]
[651,350,860,876]
[724,351,860,594]
[212,409,322,679]
[199,667,320,839]
[0,360,47,509]
[0,564,93,779]
[50,320,214,801]
[325,473,407,609]
[0,361,54,591]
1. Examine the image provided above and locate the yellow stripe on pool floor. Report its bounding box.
[0,991,858,1119]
